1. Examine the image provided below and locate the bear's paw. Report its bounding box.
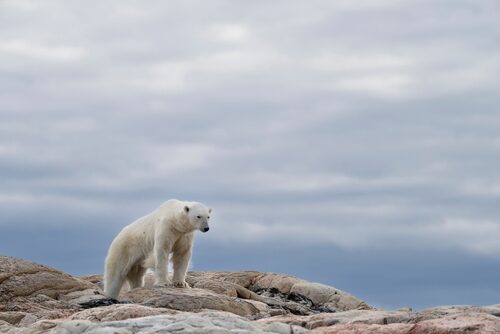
[173,281,191,288]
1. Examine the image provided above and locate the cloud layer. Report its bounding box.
[1,0,500,308]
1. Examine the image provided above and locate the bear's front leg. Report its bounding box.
[172,235,193,288]
[172,250,191,288]
[153,245,170,287]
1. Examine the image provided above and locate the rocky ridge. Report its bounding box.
[1,255,499,333]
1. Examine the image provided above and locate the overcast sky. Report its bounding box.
[1,0,500,310]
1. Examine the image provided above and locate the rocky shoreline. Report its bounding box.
[0,255,499,333]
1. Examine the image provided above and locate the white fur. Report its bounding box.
[103,199,212,299]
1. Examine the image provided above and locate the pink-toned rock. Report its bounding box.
[250,273,370,312]
[6,255,499,334]
[0,312,27,325]
[0,256,97,302]
[258,309,413,329]
[187,271,261,288]
[186,271,370,312]
[123,286,260,317]
[312,309,500,334]
[410,312,500,334]
[316,323,413,334]
[85,271,368,317]
[414,304,500,322]
[12,319,61,334]
[0,256,105,324]
[252,272,303,293]
[69,304,177,322]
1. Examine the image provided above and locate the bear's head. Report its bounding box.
[184,203,212,233]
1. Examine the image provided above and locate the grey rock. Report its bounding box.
[39,311,308,334]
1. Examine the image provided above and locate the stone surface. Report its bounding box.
[86,271,367,317]
[311,308,500,334]
[185,271,370,313]
[21,311,308,334]
[0,256,98,303]
[0,256,107,324]
[410,312,500,334]
[187,272,370,312]
[122,286,261,317]
[414,304,500,321]
[258,309,414,330]
[69,304,177,322]
[2,256,500,334]
[315,323,414,334]
[0,320,15,334]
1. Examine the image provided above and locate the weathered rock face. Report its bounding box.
[185,271,370,312]
[414,304,500,321]
[83,270,369,317]
[315,323,414,334]
[69,304,177,322]
[409,312,500,334]
[26,311,311,334]
[0,256,106,326]
[2,255,500,334]
[257,309,414,330]
[122,286,261,317]
[258,306,500,333]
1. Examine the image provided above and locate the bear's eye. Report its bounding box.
[207,216,210,219]
[197,215,201,219]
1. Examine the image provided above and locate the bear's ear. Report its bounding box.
[209,208,212,213]
[184,206,189,213]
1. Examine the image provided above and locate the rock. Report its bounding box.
[289,282,366,312]
[315,323,414,334]
[414,304,500,321]
[187,271,261,288]
[410,312,500,334]
[69,304,177,322]
[238,272,369,312]
[123,286,261,318]
[10,319,61,334]
[0,256,98,303]
[4,255,499,334]
[0,319,15,333]
[186,272,369,313]
[258,309,414,330]
[27,311,308,334]
[86,271,366,317]
[79,275,104,290]
[252,287,332,315]
[0,312,27,326]
[0,256,108,324]
[297,308,500,334]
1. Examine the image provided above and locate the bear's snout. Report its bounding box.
[201,227,210,232]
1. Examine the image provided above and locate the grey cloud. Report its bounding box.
[1,0,500,308]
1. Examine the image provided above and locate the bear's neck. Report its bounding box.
[170,215,194,234]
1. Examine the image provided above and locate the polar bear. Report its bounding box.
[103,199,212,299]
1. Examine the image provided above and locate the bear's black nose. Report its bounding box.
[202,227,210,232]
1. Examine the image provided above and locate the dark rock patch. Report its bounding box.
[252,287,336,315]
[78,298,122,309]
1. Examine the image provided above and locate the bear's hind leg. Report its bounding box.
[126,265,146,290]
